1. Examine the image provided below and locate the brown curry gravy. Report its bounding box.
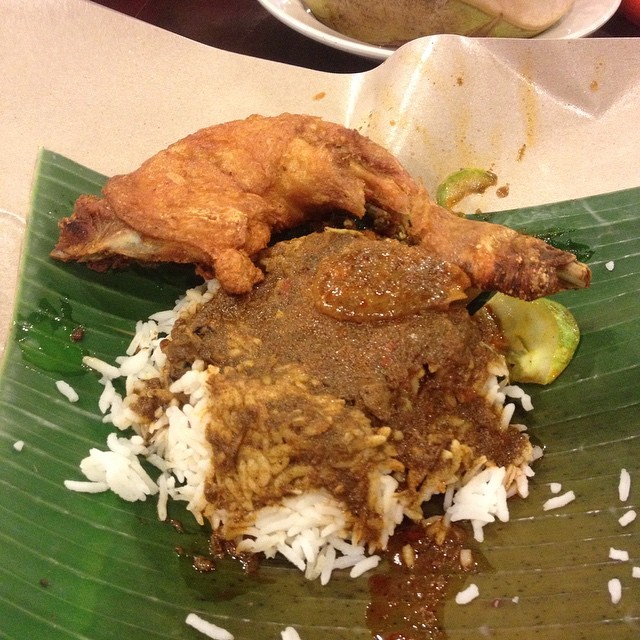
[368,521,474,640]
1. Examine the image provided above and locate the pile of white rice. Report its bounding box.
[65,279,540,583]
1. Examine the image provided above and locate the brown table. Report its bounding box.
[91,0,640,74]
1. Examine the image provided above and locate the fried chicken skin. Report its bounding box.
[51,113,590,298]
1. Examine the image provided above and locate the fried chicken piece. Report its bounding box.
[51,113,590,298]
[407,202,590,300]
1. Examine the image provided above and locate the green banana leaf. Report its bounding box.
[0,149,638,639]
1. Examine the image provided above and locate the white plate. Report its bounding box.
[256,0,622,60]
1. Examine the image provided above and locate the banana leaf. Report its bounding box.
[0,149,638,639]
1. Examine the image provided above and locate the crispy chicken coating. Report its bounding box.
[51,113,590,299]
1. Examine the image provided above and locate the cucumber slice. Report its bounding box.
[436,168,497,211]
[487,293,580,384]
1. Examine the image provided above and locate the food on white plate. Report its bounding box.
[303,0,575,45]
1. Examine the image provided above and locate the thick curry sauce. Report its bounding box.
[136,230,530,543]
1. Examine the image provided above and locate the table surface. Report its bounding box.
[91,0,640,74]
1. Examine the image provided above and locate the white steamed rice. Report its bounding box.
[619,510,637,527]
[455,583,480,605]
[608,578,622,604]
[184,615,302,640]
[281,627,302,640]
[185,613,233,640]
[55,379,79,403]
[619,468,631,502]
[609,548,630,562]
[542,490,576,512]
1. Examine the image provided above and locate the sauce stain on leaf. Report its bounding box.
[367,521,475,640]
